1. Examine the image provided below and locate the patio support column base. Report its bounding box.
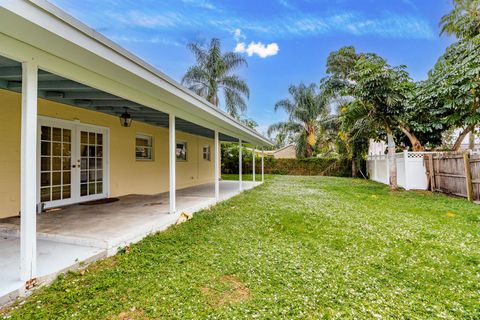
[239,139,243,191]
[169,113,176,214]
[261,147,264,183]
[20,60,38,282]
[252,145,256,182]
[214,131,220,202]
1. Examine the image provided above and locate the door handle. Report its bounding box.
[72,165,76,168]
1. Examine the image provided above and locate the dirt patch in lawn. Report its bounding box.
[201,275,250,307]
[111,307,147,320]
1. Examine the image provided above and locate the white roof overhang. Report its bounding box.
[0,0,272,146]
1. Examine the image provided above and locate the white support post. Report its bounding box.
[20,60,38,282]
[214,131,220,202]
[404,150,409,190]
[169,114,176,214]
[239,139,243,191]
[261,147,265,183]
[252,146,256,182]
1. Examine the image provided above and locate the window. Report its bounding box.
[136,134,153,160]
[202,145,211,161]
[176,141,187,161]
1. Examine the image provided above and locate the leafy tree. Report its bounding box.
[268,83,330,158]
[324,46,442,153]
[325,46,360,81]
[398,82,445,151]
[440,0,480,39]
[182,38,249,117]
[345,55,413,190]
[416,35,480,150]
[438,0,480,147]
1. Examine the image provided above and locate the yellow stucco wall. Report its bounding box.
[0,89,214,218]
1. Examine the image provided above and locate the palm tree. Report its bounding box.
[182,38,250,118]
[268,83,330,158]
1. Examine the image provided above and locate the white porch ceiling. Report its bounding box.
[0,55,239,142]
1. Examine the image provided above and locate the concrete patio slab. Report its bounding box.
[0,235,104,305]
[0,180,261,305]
[0,181,259,250]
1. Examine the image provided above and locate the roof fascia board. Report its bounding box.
[0,1,271,145]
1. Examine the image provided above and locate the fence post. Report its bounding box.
[373,157,377,181]
[404,150,409,190]
[464,151,474,202]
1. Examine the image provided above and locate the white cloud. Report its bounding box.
[400,0,418,10]
[180,0,216,10]
[118,11,190,28]
[233,28,246,42]
[107,8,434,40]
[235,41,279,58]
[278,0,294,9]
[111,35,183,46]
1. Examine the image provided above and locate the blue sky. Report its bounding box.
[51,0,454,134]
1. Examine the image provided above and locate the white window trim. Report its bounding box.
[202,144,211,161]
[135,133,154,161]
[37,116,110,208]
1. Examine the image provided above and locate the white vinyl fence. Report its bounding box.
[366,151,430,190]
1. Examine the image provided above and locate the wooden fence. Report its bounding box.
[424,152,480,201]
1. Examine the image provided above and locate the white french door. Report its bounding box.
[38,118,109,208]
[76,125,107,202]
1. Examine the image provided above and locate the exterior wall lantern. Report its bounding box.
[120,107,132,127]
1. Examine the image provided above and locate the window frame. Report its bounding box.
[135,133,154,161]
[202,144,211,161]
[176,141,188,162]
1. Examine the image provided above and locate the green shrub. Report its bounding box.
[222,154,350,177]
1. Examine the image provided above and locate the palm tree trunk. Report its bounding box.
[305,144,313,158]
[351,157,357,178]
[386,125,398,190]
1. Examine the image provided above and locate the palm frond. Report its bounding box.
[223,52,248,71]
[224,87,247,118]
[186,42,207,66]
[219,75,250,98]
[183,38,249,116]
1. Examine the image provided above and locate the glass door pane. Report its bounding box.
[79,129,104,197]
[40,125,72,203]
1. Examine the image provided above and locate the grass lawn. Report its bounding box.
[2,176,480,319]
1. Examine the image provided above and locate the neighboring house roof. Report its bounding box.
[0,0,272,146]
[269,144,297,159]
[458,131,480,150]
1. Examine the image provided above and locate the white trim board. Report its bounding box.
[0,2,272,146]
[37,116,110,209]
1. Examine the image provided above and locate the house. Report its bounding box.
[265,144,297,159]
[368,139,387,156]
[458,131,480,151]
[0,0,271,303]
